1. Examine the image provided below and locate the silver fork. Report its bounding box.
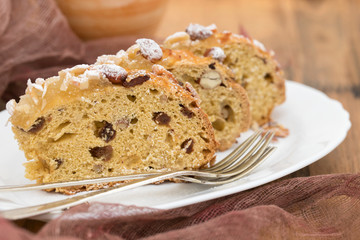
[0,131,275,220]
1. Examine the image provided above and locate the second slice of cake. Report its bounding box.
[96,39,251,151]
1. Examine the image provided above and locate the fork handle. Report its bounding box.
[0,171,188,220]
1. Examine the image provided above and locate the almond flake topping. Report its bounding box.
[84,69,102,80]
[6,99,17,116]
[27,79,44,92]
[35,78,45,85]
[116,50,128,58]
[69,64,89,75]
[59,71,71,91]
[26,79,44,104]
[164,31,190,44]
[71,77,89,90]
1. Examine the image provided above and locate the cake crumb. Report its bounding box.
[261,121,289,141]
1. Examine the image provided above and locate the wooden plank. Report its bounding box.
[290,0,356,89]
[289,0,360,174]
[156,0,303,81]
[156,0,360,175]
[156,0,240,37]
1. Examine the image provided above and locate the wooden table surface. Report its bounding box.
[14,0,360,233]
[154,0,360,176]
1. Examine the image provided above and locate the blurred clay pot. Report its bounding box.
[55,0,168,40]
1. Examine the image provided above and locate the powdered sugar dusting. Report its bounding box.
[69,64,89,75]
[185,23,213,41]
[96,53,128,65]
[116,50,128,58]
[96,55,116,65]
[84,69,102,80]
[253,39,267,52]
[206,24,217,32]
[96,64,128,84]
[205,47,226,62]
[135,39,163,62]
[6,99,17,116]
[72,78,89,90]
[35,78,45,85]
[269,50,275,57]
[127,69,148,80]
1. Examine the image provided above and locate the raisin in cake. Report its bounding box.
[7,63,217,194]
[96,39,251,151]
[163,24,286,126]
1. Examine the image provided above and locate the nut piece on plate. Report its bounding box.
[199,70,222,89]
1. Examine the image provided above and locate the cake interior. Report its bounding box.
[222,42,285,125]
[169,63,249,150]
[14,83,214,184]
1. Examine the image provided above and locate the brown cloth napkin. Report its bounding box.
[1,174,360,239]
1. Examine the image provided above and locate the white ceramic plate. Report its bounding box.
[0,81,351,221]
